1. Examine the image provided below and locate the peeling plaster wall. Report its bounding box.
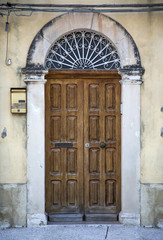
[0,184,26,228]
[141,184,163,228]
[0,0,163,228]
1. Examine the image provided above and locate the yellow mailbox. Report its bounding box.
[11,88,27,113]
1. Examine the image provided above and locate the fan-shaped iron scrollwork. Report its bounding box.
[45,30,120,70]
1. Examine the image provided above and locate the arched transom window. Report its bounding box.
[45,30,120,70]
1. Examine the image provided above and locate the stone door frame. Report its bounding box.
[22,12,144,227]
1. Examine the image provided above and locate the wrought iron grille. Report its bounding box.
[45,30,120,69]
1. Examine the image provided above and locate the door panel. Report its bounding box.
[84,79,121,217]
[46,71,121,221]
[46,79,84,215]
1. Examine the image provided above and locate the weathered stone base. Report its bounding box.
[119,212,140,225]
[0,184,26,228]
[141,183,163,228]
[27,213,47,227]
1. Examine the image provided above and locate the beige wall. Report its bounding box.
[0,0,163,228]
[112,12,163,183]
[0,0,163,184]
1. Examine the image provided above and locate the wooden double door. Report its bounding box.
[45,70,121,221]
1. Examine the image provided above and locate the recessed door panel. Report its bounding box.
[67,116,77,142]
[50,149,61,174]
[51,180,61,207]
[67,148,77,174]
[105,84,115,110]
[89,148,100,174]
[50,84,61,110]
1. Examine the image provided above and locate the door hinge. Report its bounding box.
[120,102,123,115]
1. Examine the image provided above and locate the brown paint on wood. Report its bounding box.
[45,70,121,221]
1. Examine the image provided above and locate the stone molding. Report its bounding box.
[120,81,141,225]
[119,212,140,225]
[24,76,47,84]
[119,67,144,85]
[27,214,47,227]
[24,75,47,227]
[23,12,142,70]
[21,12,145,227]
[23,67,48,83]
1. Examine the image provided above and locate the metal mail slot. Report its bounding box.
[55,143,73,148]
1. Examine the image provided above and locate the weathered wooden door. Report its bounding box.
[45,71,121,221]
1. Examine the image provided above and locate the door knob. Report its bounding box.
[100,142,106,148]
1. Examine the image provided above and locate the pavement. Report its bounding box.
[0,224,163,240]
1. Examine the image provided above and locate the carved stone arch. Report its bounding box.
[22,12,144,227]
[23,12,142,72]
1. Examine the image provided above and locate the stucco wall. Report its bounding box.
[0,0,163,227]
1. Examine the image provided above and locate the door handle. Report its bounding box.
[85,143,90,147]
[100,142,106,148]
